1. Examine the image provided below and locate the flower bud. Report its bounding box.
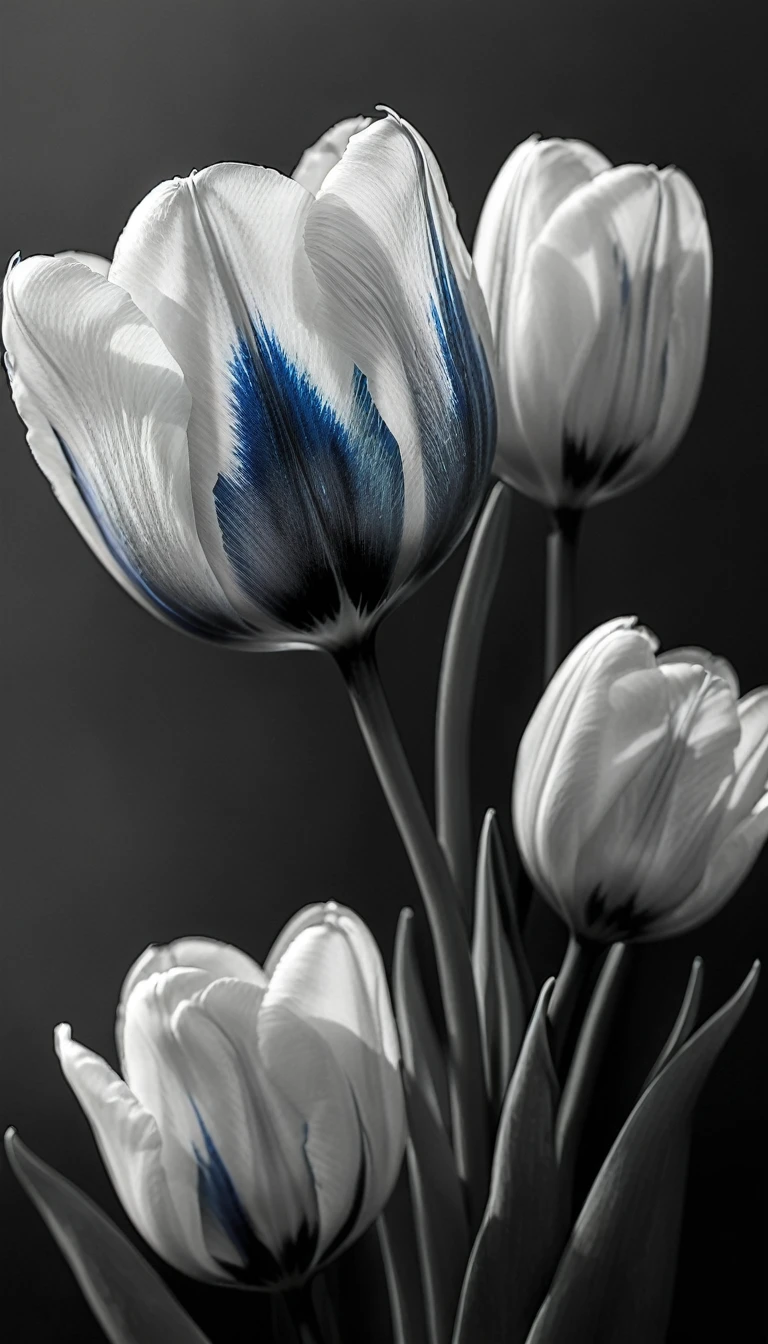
[474,137,712,508]
[56,905,405,1288]
[513,618,768,941]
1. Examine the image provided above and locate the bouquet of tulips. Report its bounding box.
[2,110,762,1344]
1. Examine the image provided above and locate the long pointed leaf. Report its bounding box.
[394,910,469,1344]
[435,481,513,916]
[5,1129,213,1344]
[453,979,569,1344]
[526,962,760,1344]
[473,810,535,1119]
[642,956,704,1092]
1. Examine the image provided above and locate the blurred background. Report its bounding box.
[0,0,764,1339]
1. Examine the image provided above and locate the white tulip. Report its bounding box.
[513,618,768,941]
[56,905,405,1287]
[3,111,495,650]
[474,137,712,509]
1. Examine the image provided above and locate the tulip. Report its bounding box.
[513,618,768,941]
[3,111,495,650]
[473,136,711,509]
[55,904,406,1288]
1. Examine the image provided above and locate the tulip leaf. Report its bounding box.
[5,1129,213,1344]
[394,910,469,1344]
[435,481,513,916]
[453,979,570,1344]
[642,955,703,1092]
[377,1204,426,1344]
[525,962,760,1344]
[473,810,536,1120]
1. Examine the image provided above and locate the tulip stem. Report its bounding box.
[547,934,603,1077]
[283,1282,327,1344]
[545,508,582,683]
[435,481,514,921]
[337,637,490,1232]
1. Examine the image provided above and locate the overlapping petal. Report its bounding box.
[514,622,768,942]
[3,255,252,642]
[475,137,711,508]
[304,110,496,586]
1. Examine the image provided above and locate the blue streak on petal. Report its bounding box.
[54,432,242,641]
[192,1103,319,1286]
[399,138,496,578]
[213,323,404,639]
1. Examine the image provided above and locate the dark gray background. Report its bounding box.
[0,0,764,1339]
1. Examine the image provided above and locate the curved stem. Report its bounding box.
[545,508,583,683]
[283,1281,326,1344]
[435,482,514,918]
[547,934,603,1078]
[337,638,489,1232]
[556,943,632,1172]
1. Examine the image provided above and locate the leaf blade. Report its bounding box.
[5,1130,213,1344]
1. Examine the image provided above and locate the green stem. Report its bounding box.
[435,481,514,919]
[544,508,583,683]
[337,637,489,1232]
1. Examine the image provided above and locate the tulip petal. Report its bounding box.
[3,256,250,642]
[254,998,364,1261]
[265,903,405,1236]
[57,250,112,276]
[514,619,659,913]
[110,164,406,644]
[648,794,768,939]
[304,111,495,584]
[639,169,711,468]
[721,688,768,830]
[657,646,739,698]
[116,939,267,1072]
[55,1025,215,1280]
[473,136,610,503]
[291,116,371,196]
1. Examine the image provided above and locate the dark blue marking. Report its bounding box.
[214,327,404,640]
[54,432,244,642]
[407,146,497,578]
[193,1104,319,1286]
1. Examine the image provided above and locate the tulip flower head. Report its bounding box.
[513,618,768,942]
[474,137,711,509]
[56,905,406,1288]
[3,111,495,651]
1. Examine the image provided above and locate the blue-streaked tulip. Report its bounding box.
[513,618,768,942]
[473,136,711,509]
[3,112,495,650]
[55,905,406,1288]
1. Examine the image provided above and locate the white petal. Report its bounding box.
[631,664,739,911]
[473,136,610,503]
[110,163,405,642]
[305,111,495,583]
[57,250,112,276]
[719,688,768,832]
[646,793,768,940]
[251,998,363,1262]
[637,169,711,471]
[291,116,371,196]
[3,255,250,642]
[513,617,655,910]
[657,646,739,698]
[264,903,405,1236]
[174,979,319,1271]
[55,1024,217,1279]
[116,938,267,1070]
